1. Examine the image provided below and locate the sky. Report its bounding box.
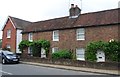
[0,0,119,39]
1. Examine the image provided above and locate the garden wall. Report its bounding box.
[21,56,120,70]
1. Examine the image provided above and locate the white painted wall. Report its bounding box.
[16,29,22,53]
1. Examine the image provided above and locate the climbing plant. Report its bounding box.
[18,40,30,53]
[19,39,50,57]
[104,40,120,62]
[30,39,50,57]
[85,40,120,62]
[39,40,50,57]
[30,41,42,57]
[85,41,107,62]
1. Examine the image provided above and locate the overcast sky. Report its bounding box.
[0,0,119,39]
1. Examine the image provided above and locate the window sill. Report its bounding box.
[53,40,59,41]
[76,58,85,61]
[7,37,11,39]
[77,39,85,41]
[29,40,33,42]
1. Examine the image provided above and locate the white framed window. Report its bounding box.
[28,47,32,56]
[76,28,85,40]
[29,33,33,42]
[52,47,59,53]
[53,30,59,41]
[6,44,11,49]
[7,29,11,38]
[76,48,85,61]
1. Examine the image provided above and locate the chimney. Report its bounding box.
[75,5,81,16]
[69,4,75,17]
[69,4,81,18]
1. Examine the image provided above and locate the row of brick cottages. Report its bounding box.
[2,5,120,62]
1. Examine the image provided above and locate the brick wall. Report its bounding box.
[22,25,119,54]
[86,25,119,42]
[21,56,120,70]
[2,19,16,53]
[118,25,120,41]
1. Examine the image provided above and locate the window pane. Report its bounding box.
[76,28,85,40]
[7,29,11,38]
[77,34,85,40]
[29,33,33,41]
[52,47,58,53]
[53,30,59,41]
[6,44,10,49]
[76,55,84,58]
[76,48,85,60]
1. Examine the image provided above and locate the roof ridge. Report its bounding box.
[34,16,69,23]
[22,8,119,33]
[33,8,119,24]
[81,8,119,16]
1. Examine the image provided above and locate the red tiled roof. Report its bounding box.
[22,8,119,33]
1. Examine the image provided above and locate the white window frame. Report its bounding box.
[53,30,59,41]
[29,33,33,42]
[76,28,85,40]
[52,47,59,53]
[28,47,32,56]
[76,48,85,61]
[7,29,11,38]
[6,44,11,49]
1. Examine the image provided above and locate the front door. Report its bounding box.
[96,50,105,62]
[41,48,46,58]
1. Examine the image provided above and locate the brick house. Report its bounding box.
[2,16,32,53]
[21,5,120,61]
[2,4,120,61]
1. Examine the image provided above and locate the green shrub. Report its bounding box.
[104,40,120,62]
[52,50,72,59]
[2,47,10,51]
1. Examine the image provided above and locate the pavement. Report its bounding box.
[21,61,120,75]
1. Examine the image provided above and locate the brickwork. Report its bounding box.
[2,19,16,53]
[86,25,119,42]
[22,25,119,55]
[21,56,120,70]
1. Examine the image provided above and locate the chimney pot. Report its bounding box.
[71,4,74,8]
[75,5,78,7]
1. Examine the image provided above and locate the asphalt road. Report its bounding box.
[1,63,105,75]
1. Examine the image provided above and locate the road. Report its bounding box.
[1,63,105,75]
